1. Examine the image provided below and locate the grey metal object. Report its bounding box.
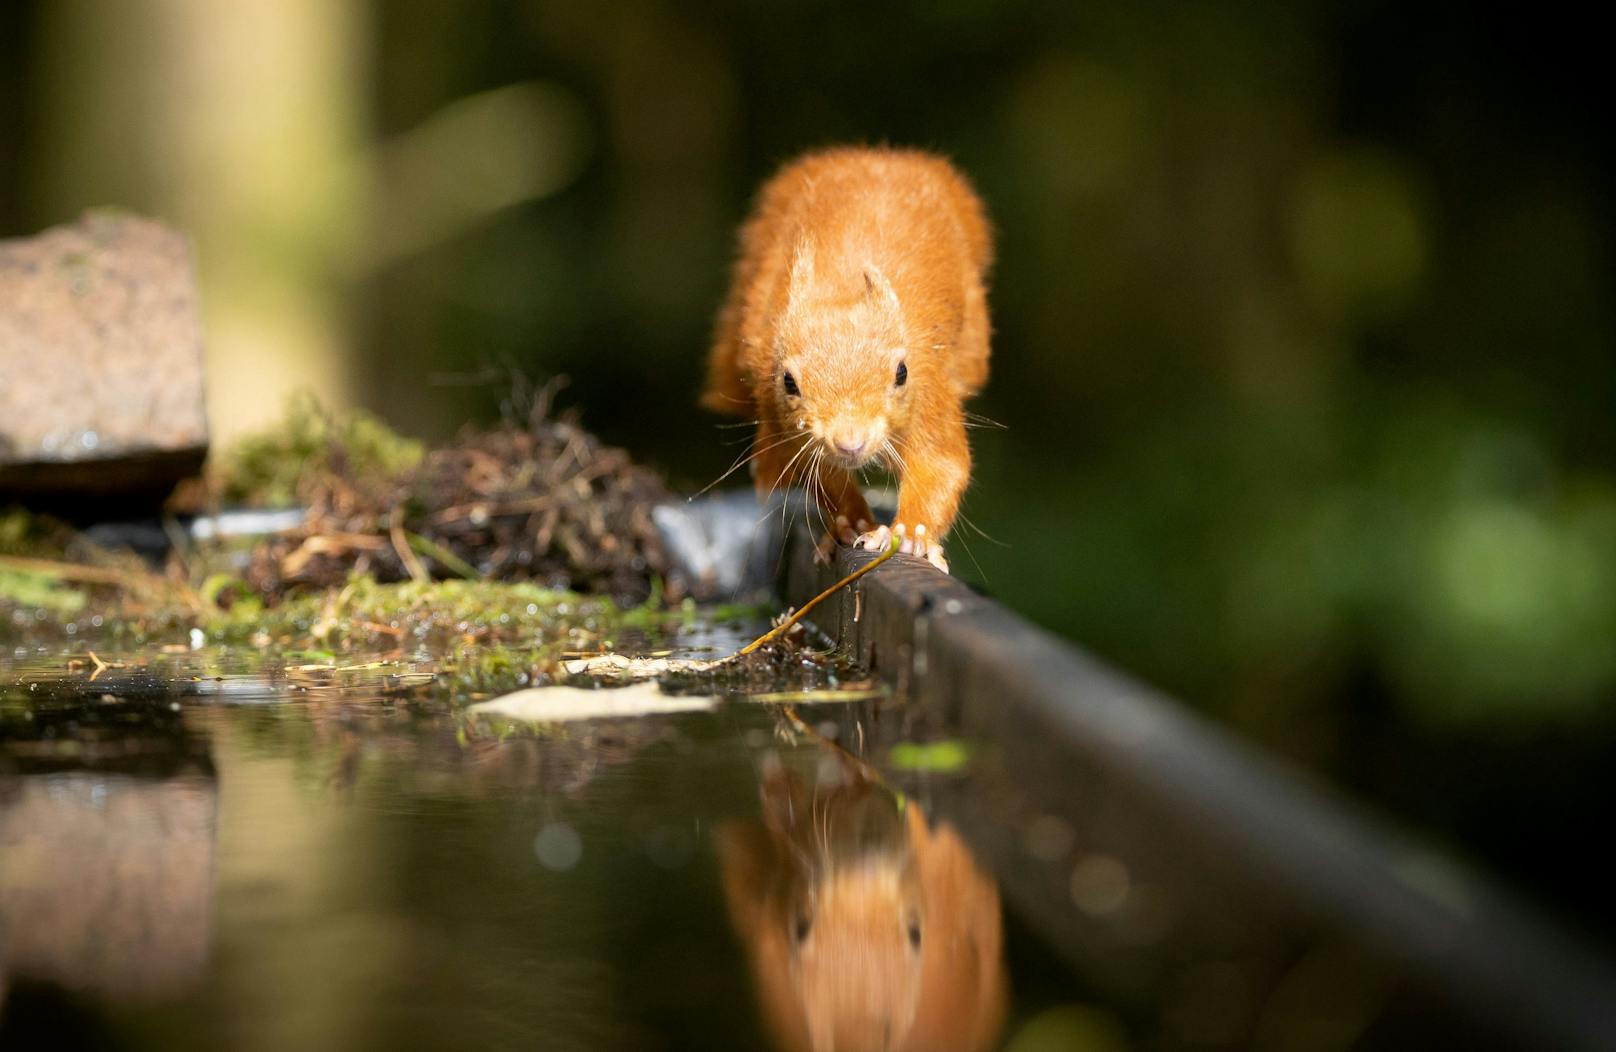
[72,508,307,562]
[185,507,307,541]
[781,526,1616,1050]
[653,491,786,601]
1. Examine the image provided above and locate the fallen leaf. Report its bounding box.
[469,681,715,723]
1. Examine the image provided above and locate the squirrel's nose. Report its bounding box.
[835,438,868,459]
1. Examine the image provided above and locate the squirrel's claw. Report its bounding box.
[853,524,893,554]
[896,523,950,574]
[849,521,949,573]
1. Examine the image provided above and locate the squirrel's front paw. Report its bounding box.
[895,523,949,573]
[855,523,950,573]
[852,523,892,554]
[817,516,870,562]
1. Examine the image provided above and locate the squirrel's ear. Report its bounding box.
[863,264,901,314]
[758,755,806,837]
[787,242,815,309]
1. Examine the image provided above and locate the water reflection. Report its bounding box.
[0,704,217,1018]
[2,646,1031,1050]
[719,739,1007,1052]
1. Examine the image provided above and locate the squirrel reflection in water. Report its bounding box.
[718,738,1006,1052]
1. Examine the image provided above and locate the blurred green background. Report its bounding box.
[2,1,1613,928]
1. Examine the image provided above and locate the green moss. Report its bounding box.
[204,574,578,643]
[0,509,35,554]
[1,509,134,620]
[213,392,424,506]
[194,575,716,699]
[0,569,87,616]
[0,507,73,557]
[1,403,714,670]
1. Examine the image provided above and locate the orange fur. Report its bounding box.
[704,146,993,571]
[717,765,1007,1052]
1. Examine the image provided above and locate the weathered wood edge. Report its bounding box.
[783,531,1616,1050]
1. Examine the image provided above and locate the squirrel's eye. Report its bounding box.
[894,362,908,387]
[783,371,800,397]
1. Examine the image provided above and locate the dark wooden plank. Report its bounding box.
[784,529,1616,1050]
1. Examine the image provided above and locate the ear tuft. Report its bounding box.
[787,242,815,309]
[863,263,901,313]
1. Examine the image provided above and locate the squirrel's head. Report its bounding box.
[716,760,1008,1052]
[771,244,913,472]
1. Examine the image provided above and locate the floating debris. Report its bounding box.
[887,739,975,773]
[744,687,887,705]
[469,681,715,723]
[560,653,714,681]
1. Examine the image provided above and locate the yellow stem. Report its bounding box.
[0,555,139,587]
[734,537,899,658]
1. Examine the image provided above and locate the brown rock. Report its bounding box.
[0,211,208,497]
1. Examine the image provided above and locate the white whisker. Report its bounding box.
[692,429,804,500]
[757,434,819,533]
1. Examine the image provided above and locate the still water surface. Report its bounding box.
[0,621,1087,1051]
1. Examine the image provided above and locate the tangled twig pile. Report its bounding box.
[225,394,674,605]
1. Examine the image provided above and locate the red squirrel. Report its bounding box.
[703,146,993,572]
